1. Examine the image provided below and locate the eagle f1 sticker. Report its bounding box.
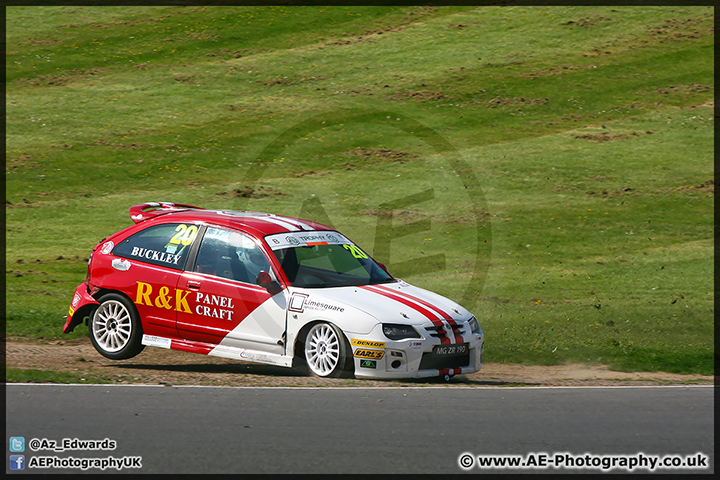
[100,241,114,254]
[360,359,377,369]
[112,258,131,271]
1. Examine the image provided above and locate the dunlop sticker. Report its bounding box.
[351,339,385,349]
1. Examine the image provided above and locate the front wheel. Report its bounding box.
[89,293,145,360]
[304,322,351,378]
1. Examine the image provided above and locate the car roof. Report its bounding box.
[129,202,332,237]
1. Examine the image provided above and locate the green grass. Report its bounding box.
[5,5,714,375]
[4,368,112,384]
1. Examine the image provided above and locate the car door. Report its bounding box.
[176,226,288,355]
[110,222,199,339]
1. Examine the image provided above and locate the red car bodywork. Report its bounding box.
[64,202,327,352]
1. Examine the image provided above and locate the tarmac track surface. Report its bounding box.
[5,384,714,474]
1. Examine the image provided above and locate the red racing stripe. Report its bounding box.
[446,319,464,344]
[361,285,442,323]
[170,339,214,355]
[434,327,451,345]
[373,285,465,344]
[373,284,452,320]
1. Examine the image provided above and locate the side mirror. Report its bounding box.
[256,271,282,294]
[378,262,389,274]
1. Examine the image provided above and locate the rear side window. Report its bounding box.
[194,227,272,284]
[113,223,199,270]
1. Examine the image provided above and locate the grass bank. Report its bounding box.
[5,5,714,374]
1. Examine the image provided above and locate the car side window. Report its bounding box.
[113,223,199,270]
[194,227,272,285]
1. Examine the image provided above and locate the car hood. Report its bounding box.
[289,280,471,327]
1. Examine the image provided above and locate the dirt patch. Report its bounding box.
[5,154,40,170]
[263,75,325,87]
[385,90,447,102]
[206,48,244,59]
[574,130,653,142]
[327,36,378,47]
[656,179,714,196]
[522,65,601,79]
[585,187,641,198]
[584,180,714,199]
[646,17,714,42]
[216,186,285,198]
[293,164,356,178]
[174,74,204,85]
[486,97,549,108]
[655,83,712,95]
[323,22,411,49]
[93,139,146,149]
[345,147,417,163]
[22,68,102,87]
[3,338,712,388]
[561,15,613,28]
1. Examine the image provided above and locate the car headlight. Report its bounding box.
[468,316,480,334]
[382,323,421,340]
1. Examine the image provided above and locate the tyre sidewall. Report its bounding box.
[89,293,144,360]
[303,322,353,378]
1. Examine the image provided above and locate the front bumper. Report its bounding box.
[349,320,484,379]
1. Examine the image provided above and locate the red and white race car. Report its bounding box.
[64,202,484,379]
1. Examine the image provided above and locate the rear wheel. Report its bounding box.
[89,293,145,360]
[304,322,351,378]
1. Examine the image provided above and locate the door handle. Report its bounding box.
[187,281,201,289]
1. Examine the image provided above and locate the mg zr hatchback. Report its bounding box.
[64,202,484,379]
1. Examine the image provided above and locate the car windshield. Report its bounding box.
[265,231,394,288]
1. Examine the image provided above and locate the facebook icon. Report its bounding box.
[10,454,25,470]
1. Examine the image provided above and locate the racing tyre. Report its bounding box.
[89,293,145,360]
[303,322,351,378]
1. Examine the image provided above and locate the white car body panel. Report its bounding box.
[284,281,483,378]
[142,279,484,379]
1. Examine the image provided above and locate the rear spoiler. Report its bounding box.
[129,202,204,224]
